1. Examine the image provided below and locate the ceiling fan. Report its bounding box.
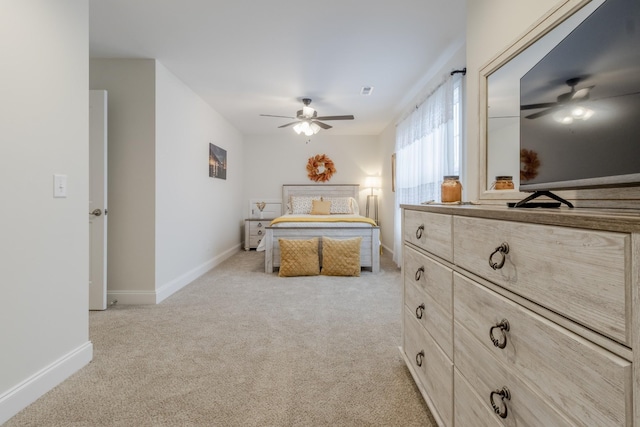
[521,77,594,119]
[260,98,354,135]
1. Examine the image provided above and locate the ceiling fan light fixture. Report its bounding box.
[302,105,315,118]
[554,114,574,124]
[293,121,315,136]
[554,105,594,124]
[571,106,594,120]
[309,122,321,134]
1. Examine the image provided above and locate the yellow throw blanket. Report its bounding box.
[270,216,377,227]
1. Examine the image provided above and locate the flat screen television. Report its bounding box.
[519,0,640,195]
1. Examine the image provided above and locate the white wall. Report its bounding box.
[90,59,245,304]
[243,133,381,215]
[377,124,397,253]
[0,1,92,423]
[90,59,157,299]
[155,62,244,300]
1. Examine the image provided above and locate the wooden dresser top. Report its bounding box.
[400,204,640,233]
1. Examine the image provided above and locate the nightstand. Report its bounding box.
[244,218,273,250]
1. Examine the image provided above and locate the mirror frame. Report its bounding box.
[478,0,593,202]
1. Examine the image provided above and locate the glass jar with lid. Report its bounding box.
[494,175,514,190]
[441,175,462,203]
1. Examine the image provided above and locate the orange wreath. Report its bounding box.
[520,148,540,182]
[306,154,336,182]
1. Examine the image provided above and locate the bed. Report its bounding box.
[259,184,380,274]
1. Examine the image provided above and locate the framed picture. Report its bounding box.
[209,143,227,180]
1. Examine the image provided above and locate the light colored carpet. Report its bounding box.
[6,250,435,427]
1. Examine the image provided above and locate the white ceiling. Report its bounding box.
[89,0,466,136]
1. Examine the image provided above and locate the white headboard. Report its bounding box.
[281,184,360,215]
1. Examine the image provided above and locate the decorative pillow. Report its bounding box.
[310,199,331,215]
[291,196,320,214]
[321,236,362,276]
[278,238,320,277]
[323,197,353,214]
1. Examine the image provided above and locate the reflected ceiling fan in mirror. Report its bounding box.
[521,77,595,122]
[260,98,355,135]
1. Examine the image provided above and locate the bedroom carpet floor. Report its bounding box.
[6,250,435,427]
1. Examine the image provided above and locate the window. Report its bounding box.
[393,73,464,265]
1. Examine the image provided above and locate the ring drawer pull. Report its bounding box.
[488,242,509,270]
[415,350,425,367]
[257,230,263,236]
[416,224,424,239]
[257,222,263,227]
[490,387,511,419]
[415,303,425,319]
[489,319,510,349]
[414,266,425,281]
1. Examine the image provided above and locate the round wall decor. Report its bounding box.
[520,148,540,182]
[306,154,336,182]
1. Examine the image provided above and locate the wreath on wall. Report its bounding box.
[520,148,540,182]
[306,154,336,182]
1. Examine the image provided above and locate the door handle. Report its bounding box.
[90,209,102,217]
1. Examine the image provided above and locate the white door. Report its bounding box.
[89,90,108,310]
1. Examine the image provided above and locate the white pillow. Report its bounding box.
[349,197,360,215]
[323,197,353,214]
[291,196,320,214]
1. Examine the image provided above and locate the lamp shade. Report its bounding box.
[365,176,381,189]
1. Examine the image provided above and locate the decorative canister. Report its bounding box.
[494,176,514,190]
[441,175,462,203]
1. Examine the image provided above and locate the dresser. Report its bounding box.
[400,204,640,426]
[244,218,273,250]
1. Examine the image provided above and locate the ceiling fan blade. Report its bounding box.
[312,121,332,129]
[525,106,561,119]
[278,121,300,128]
[520,102,558,110]
[315,115,354,121]
[260,114,296,119]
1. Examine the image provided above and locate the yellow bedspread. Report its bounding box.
[270,215,377,227]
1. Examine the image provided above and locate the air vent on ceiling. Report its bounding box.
[360,86,374,96]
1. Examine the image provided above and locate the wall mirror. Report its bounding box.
[480,0,603,200]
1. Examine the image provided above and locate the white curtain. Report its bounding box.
[393,73,463,266]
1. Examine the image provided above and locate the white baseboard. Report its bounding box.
[381,243,394,259]
[155,244,241,303]
[0,341,93,425]
[106,289,157,305]
[107,244,242,305]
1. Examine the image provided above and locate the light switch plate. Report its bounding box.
[53,174,67,198]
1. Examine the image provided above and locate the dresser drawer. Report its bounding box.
[403,209,452,261]
[454,371,503,427]
[404,245,453,358]
[454,273,632,426]
[248,236,263,248]
[250,220,269,236]
[456,325,579,426]
[453,216,629,344]
[403,308,453,427]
